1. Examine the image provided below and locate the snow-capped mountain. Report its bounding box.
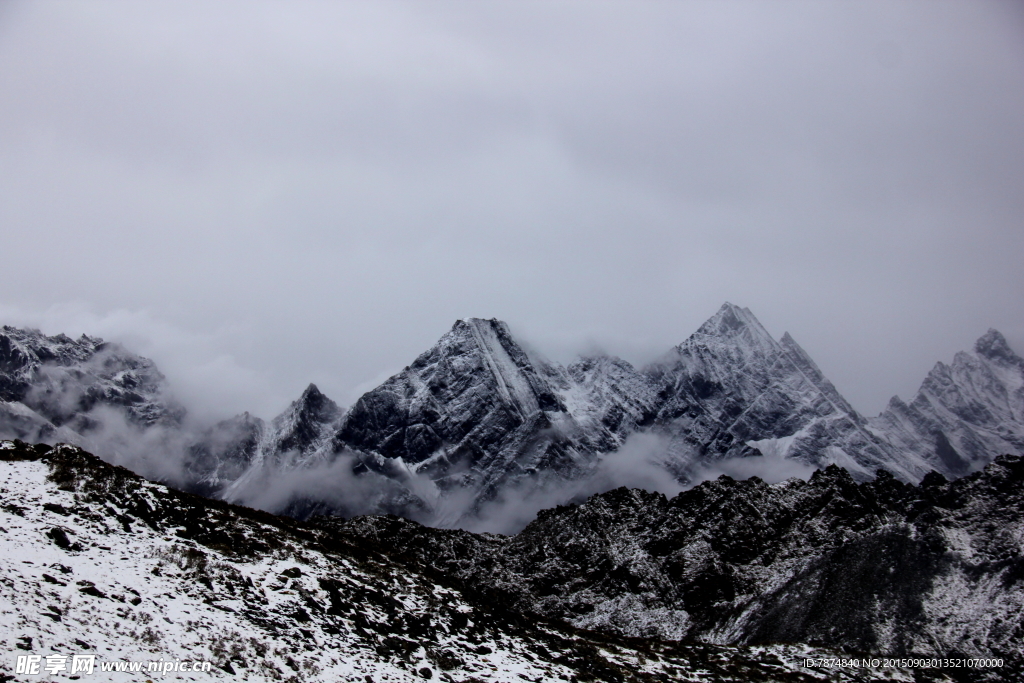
[0,326,182,446]
[216,384,343,490]
[233,305,1023,523]
[330,319,655,508]
[641,303,955,482]
[871,328,1024,477]
[3,305,1023,528]
[1,439,915,683]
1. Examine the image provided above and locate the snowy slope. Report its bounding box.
[643,303,917,480]
[0,439,907,683]
[340,455,1024,677]
[871,328,1024,476]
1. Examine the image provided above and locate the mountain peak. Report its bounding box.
[974,328,1020,364]
[688,303,777,352]
[453,317,512,336]
[292,383,339,417]
[444,317,539,377]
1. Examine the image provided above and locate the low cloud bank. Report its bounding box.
[0,402,191,487]
[222,450,438,524]
[464,433,818,535]
[0,334,822,536]
[172,427,820,535]
[689,438,817,487]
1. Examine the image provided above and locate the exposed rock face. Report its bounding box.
[0,325,182,445]
[329,318,656,504]
[644,304,911,479]
[4,307,1023,527]
[274,384,342,458]
[338,454,1024,674]
[871,328,1024,477]
[335,318,567,482]
[1,439,914,683]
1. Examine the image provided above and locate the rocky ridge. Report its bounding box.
[336,453,1024,679]
[0,326,182,446]
[870,328,1024,478]
[2,306,1022,528]
[220,305,1023,523]
[0,439,928,683]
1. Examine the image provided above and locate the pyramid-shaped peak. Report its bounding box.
[974,328,1020,363]
[447,318,527,355]
[300,383,325,400]
[693,303,775,342]
[458,317,501,324]
[291,383,340,418]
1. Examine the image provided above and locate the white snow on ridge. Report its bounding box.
[0,452,572,682]
[1,443,926,682]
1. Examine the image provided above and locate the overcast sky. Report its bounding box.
[1,1,1022,422]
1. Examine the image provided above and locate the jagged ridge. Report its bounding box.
[337,453,1024,678]
[4,305,1023,529]
[0,326,182,446]
[0,439,921,682]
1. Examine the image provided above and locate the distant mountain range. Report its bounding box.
[2,306,1023,680]
[2,303,1022,528]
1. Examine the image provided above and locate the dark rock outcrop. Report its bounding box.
[2,438,926,682]
[0,325,182,445]
[336,454,1024,673]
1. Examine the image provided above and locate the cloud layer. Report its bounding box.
[1,0,1022,423]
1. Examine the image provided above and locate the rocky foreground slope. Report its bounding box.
[337,454,1024,677]
[2,439,964,683]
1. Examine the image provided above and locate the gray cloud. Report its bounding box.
[690,438,818,487]
[223,451,419,521]
[0,0,1021,425]
[213,431,688,534]
[465,433,687,535]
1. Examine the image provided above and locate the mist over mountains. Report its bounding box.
[1,303,1022,533]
